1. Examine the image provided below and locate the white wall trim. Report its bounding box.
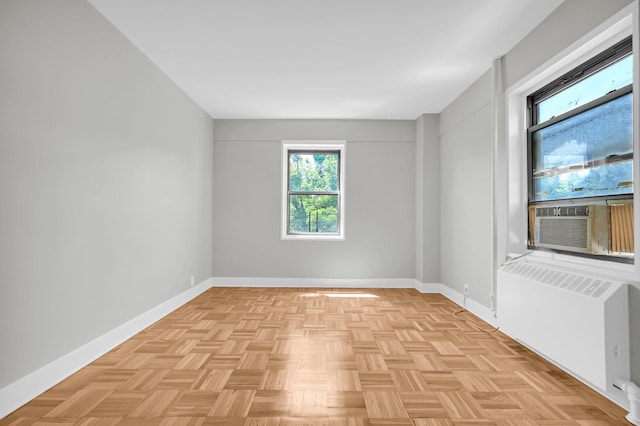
[0,278,214,419]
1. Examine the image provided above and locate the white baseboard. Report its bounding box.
[0,278,214,419]
[212,277,421,288]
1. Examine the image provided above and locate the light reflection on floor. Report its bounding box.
[302,292,379,298]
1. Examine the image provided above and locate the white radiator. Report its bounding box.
[497,260,630,407]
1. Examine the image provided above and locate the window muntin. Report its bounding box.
[282,142,345,240]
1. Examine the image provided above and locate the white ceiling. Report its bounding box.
[89,0,564,119]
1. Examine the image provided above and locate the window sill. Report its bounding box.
[281,234,345,242]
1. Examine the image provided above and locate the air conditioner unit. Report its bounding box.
[534,204,609,254]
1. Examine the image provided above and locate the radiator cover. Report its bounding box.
[497,260,630,407]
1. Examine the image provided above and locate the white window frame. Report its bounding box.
[281,140,346,241]
[504,6,640,279]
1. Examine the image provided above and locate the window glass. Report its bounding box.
[289,194,338,233]
[531,93,633,202]
[283,144,344,239]
[537,55,633,123]
[532,160,633,202]
[289,152,339,192]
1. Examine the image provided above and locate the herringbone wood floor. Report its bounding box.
[1,288,628,425]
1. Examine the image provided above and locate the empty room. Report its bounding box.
[1,0,640,424]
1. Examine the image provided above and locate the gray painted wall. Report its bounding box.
[0,0,214,388]
[440,72,494,306]
[213,119,415,279]
[439,0,638,381]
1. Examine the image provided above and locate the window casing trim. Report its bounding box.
[281,141,346,241]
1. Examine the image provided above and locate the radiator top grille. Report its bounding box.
[501,262,612,298]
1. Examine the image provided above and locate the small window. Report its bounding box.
[282,141,345,240]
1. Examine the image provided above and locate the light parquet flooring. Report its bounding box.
[1,288,628,425]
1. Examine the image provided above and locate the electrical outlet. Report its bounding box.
[462,284,469,309]
[190,276,195,287]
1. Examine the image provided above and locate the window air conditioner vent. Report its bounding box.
[536,205,590,217]
[539,218,588,248]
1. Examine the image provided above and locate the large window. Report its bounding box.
[526,37,634,261]
[282,141,345,240]
[528,37,633,203]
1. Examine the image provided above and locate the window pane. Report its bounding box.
[537,55,633,123]
[289,194,338,233]
[289,152,339,192]
[532,93,632,172]
[532,159,633,201]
